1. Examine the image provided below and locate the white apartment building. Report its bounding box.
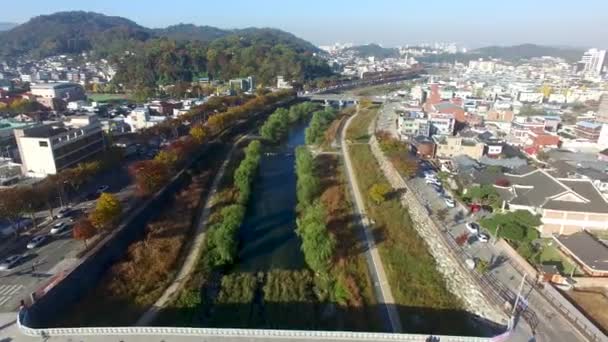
[580,48,606,76]
[428,112,455,135]
[125,106,166,132]
[14,116,104,178]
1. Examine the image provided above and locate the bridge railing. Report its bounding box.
[17,311,495,341]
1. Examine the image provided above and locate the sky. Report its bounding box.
[2,0,608,48]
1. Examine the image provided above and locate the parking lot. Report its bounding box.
[0,165,136,312]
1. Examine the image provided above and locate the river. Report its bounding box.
[236,121,308,272]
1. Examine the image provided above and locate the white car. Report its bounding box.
[27,235,48,249]
[0,255,23,270]
[466,222,480,234]
[425,178,441,186]
[50,222,69,235]
[478,233,489,243]
[444,197,455,208]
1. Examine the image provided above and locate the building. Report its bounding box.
[486,109,514,123]
[433,135,484,160]
[30,83,86,110]
[229,76,255,93]
[431,102,466,123]
[410,136,435,158]
[497,168,608,236]
[596,94,608,124]
[553,232,608,277]
[14,116,104,177]
[580,48,606,76]
[396,110,430,139]
[428,112,455,135]
[518,92,544,104]
[574,121,602,142]
[125,107,167,132]
[277,76,292,89]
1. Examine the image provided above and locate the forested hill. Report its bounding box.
[346,43,400,59]
[470,44,584,63]
[0,11,333,88]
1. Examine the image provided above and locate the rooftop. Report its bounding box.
[555,232,608,272]
[576,121,602,130]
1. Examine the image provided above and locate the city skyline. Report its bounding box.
[1,0,608,49]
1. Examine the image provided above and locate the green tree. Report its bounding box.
[296,202,334,275]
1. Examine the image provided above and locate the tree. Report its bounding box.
[368,183,390,205]
[0,189,27,233]
[154,149,179,170]
[89,193,123,230]
[129,160,170,196]
[73,218,96,247]
[190,125,209,144]
[296,202,334,275]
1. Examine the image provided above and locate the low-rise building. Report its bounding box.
[574,121,602,142]
[433,135,484,160]
[497,168,608,236]
[428,112,455,135]
[30,83,86,110]
[554,232,608,277]
[14,116,104,177]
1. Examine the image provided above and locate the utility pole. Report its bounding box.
[511,273,527,328]
[494,225,501,245]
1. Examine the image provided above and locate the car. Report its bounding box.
[27,235,48,249]
[96,185,109,194]
[50,222,69,235]
[444,197,455,208]
[56,207,72,218]
[0,255,23,270]
[466,222,480,234]
[425,179,441,186]
[478,233,489,243]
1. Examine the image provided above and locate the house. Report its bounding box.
[574,121,602,142]
[553,232,608,277]
[433,135,485,160]
[496,168,608,236]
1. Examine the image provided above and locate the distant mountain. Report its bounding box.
[470,44,584,62]
[0,11,322,58]
[0,22,17,31]
[347,44,399,59]
[0,11,151,57]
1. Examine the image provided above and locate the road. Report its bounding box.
[377,99,592,342]
[340,106,402,333]
[0,159,137,313]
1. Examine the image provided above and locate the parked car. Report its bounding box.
[478,232,490,243]
[0,255,23,270]
[50,222,69,235]
[466,222,480,234]
[56,207,72,218]
[426,178,441,185]
[96,185,109,194]
[444,197,455,208]
[27,235,48,249]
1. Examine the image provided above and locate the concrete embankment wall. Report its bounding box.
[368,135,507,324]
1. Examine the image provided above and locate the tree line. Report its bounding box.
[304,108,338,145]
[207,140,261,267]
[259,101,318,143]
[294,146,334,276]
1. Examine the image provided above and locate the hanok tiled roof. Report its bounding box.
[555,232,608,272]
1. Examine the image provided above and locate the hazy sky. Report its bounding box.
[2,0,608,48]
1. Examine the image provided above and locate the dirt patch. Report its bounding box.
[565,288,608,334]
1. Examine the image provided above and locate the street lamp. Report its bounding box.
[493,225,501,245]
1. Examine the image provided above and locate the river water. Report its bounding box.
[236,121,307,272]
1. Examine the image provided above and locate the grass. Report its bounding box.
[538,239,582,276]
[207,272,258,328]
[345,105,379,142]
[348,143,466,330]
[56,167,216,326]
[352,83,409,97]
[316,154,383,332]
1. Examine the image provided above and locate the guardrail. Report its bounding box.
[16,312,494,341]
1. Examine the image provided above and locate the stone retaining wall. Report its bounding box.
[369,135,507,324]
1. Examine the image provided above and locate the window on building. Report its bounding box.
[39,141,48,147]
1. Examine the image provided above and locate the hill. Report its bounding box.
[0,22,17,31]
[470,44,584,62]
[152,24,229,42]
[347,43,399,59]
[0,11,150,57]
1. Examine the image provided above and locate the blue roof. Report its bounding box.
[577,121,602,129]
